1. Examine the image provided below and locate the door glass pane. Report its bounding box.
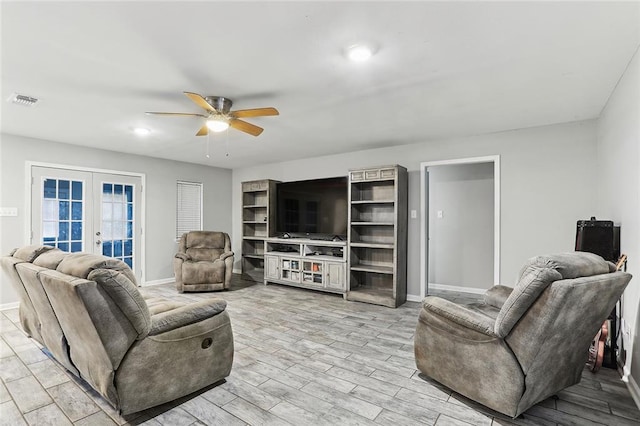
[101,182,134,269]
[41,178,83,252]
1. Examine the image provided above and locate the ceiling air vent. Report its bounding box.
[7,93,39,107]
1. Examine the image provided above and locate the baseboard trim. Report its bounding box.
[625,372,640,409]
[0,302,20,311]
[406,294,423,302]
[428,283,487,295]
[141,277,174,287]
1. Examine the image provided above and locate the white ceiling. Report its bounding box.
[2,1,638,169]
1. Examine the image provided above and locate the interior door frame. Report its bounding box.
[419,155,500,298]
[25,161,146,284]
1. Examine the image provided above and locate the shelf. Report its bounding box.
[350,200,395,204]
[349,242,394,249]
[265,250,300,256]
[243,221,267,224]
[346,288,396,308]
[243,254,264,259]
[350,264,393,274]
[243,204,267,209]
[304,254,345,262]
[243,236,267,241]
[351,222,395,226]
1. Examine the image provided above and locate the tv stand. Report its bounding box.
[264,238,347,296]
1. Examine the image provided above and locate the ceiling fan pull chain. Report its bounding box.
[225,130,230,157]
[206,132,211,159]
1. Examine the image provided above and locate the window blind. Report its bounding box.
[176,181,203,239]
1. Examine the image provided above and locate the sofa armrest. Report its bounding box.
[149,298,227,335]
[175,253,191,261]
[422,296,497,336]
[219,251,234,261]
[483,285,514,309]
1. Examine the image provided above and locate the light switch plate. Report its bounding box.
[410,210,417,219]
[0,207,18,216]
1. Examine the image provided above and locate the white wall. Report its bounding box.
[596,47,640,393]
[0,134,232,305]
[233,120,599,297]
[428,162,494,290]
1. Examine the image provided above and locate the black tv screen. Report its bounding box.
[276,177,348,239]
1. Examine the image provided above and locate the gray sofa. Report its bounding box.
[1,246,234,415]
[174,231,234,292]
[414,252,632,418]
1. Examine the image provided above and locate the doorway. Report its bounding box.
[419,156,500,298]
[29,164,144,282]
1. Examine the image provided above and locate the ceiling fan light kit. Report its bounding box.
[206,117,230,132]
[146,92,278,137]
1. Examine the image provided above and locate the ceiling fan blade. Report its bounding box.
[230,119,264,136]
[230,107,279,118]
[183,91,215,113]
[145,112,207,117]
[196,124,209,136]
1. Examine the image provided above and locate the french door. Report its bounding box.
[31,166,143,282]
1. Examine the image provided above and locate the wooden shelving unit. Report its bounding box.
[241,179,279,281]
[347,165,408,308]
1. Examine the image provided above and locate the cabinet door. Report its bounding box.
[325,262,345,290]
[265,255,279,280]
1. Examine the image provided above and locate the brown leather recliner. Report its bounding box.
[174,231,234,292]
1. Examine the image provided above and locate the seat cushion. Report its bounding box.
[182,260,224,284]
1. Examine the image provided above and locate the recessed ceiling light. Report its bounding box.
[346,44,374,62]
[133,127,150,136]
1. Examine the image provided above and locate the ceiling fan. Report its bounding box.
[146,92,279,137]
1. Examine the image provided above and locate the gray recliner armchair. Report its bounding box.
[414,252,632,418]
[174,231,234,292]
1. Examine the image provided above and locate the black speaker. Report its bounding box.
[575,217,616,261]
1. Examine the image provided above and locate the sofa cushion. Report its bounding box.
[87,268,150,339]
[185,248,224,261]
[185,231,225,249]
[519,252,611,280]
[57,252,137,284]
[33,249,69,269]
[182,260,224,284]
[12,245,55,262]
[495,266,562,337]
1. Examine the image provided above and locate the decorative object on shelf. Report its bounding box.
[241,179,279,281]
[347,165,408,308]
[146,91,279,137]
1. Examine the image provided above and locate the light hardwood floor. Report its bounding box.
[1,275,639,425]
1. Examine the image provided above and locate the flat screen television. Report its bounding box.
[276,177,348,240]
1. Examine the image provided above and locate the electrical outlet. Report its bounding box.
[437,210,444,219]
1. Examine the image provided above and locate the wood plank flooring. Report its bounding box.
[1,276,638,425]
